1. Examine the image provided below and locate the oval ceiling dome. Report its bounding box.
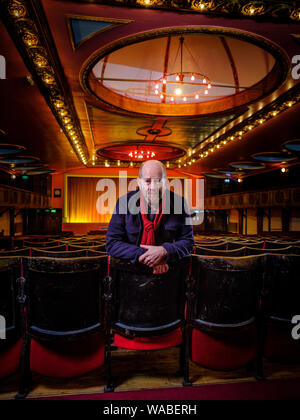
[84,29,286,117]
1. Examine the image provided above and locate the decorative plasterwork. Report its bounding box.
[0,0,89,166]
[60,0,300,22]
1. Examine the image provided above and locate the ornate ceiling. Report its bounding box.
[0,0,300,180]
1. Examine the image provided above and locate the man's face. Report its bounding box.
[138,163,166,208]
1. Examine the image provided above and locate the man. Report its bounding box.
[106,160,194,273]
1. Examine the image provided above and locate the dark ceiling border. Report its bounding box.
[0,0,89,166]
[58,0,300,23]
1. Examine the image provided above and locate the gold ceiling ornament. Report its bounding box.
[7,0,26,18]
[136,0,158,6]
[290,8,300,20]
[0,0,89,167]
[191,0,215,11]
[32,53,48,68]
[241,2,267,16]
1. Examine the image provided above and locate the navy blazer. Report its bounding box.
[106,189,195,264]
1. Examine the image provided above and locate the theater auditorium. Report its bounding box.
[0,0,300,401]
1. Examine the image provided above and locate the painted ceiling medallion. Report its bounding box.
[96,142,185,162]
[203,173,227,179]
[252,152,298,163]
[0,155,40,164]
[26,169,55,175]
[0,144,26,155]
[67,16,133,50]
[283,140,300,153]
[230,161,266,170]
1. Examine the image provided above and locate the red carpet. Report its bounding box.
[28,378,300,400]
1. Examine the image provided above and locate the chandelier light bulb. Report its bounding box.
[155,89,159,95]
[176,75,180,81]
[195,94,199,99]
[160,94,164,99]
[183,97,187,102]
[191,75,195,81]
[163,78,167,84]
[175,88,182,95]
[208,83,212,89]
[205,90,208,95]
[170,97,174,102]
[203,78,207,84]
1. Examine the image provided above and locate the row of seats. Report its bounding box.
[0,253,299,398]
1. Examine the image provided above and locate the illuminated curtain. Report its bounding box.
[67,176,185,223]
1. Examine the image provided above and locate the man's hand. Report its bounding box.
[138,245,167,267]
[152,262,169,275]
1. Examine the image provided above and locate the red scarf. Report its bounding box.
[140,192,165,245]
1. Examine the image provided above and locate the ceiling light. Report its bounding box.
[153,36,211,103]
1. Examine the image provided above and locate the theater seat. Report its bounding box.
[264,323,300,364]
[185,255,266,383]
[114,329,182,351]
[18,256,108,397]
[30,334,105,378]
[106,257,190,391]
[0,339,22,379]
[191,327,257,371]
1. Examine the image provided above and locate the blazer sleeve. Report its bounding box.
[162,197,195,263]
[105,198,147,264]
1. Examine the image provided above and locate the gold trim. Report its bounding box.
[66,15,133,51]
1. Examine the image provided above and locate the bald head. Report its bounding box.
[139,160,167,180]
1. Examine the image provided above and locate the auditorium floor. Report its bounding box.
[1,347,300,399]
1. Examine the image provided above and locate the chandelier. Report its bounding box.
[129,149,156,159]
[153,36,212,103]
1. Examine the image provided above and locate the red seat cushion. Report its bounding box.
[264,323,300,363]
[114,328,182,350]
[191,326,257,370]
[0,339,22,378]
[30,333,105,378]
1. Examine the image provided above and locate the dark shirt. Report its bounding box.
[106,189,195,264]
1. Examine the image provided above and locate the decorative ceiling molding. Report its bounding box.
[66,15,133,51]
[0,0,89,166]
[60,0,300,22]
[194,83,300,164]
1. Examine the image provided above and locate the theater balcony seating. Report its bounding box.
[184,254,266,384]
[16,255,108,398]
[262,254,300,364]
[104,256,190,392]
[0,258,23,380]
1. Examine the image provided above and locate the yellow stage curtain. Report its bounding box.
[66,176,186,223]
[67,176,136,223]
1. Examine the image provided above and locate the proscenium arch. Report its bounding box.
[80,26,290,118]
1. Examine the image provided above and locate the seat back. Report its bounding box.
[30,249,87,258]
[23,256,107,340]
[189,255,266,330]
[195,246,246,257]
[109,257,189,337]
[265,254,300,323]
[0,248,31,257]
[0,257,21,342]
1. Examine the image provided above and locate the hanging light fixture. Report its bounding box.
[128,148,156,159]
[153,36,211,103]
